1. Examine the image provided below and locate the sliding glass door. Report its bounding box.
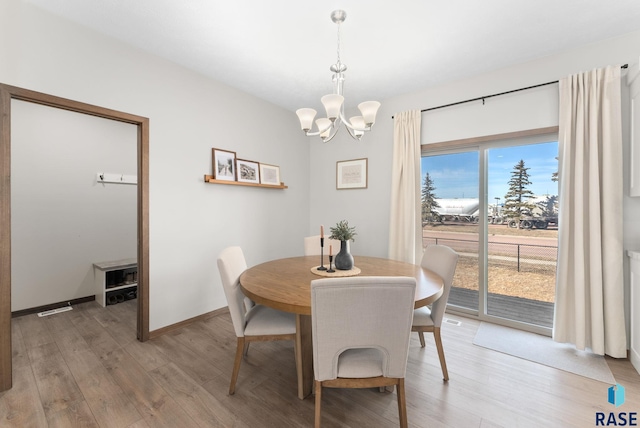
[421,134,559,332]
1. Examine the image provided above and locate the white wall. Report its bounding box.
[1,0,309,330]
[11,100,138,311]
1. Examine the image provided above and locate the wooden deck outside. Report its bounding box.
[448,287,554,328]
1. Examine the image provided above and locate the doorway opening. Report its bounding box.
[0,84,150,391]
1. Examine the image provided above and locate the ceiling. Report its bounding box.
[22,0,640,112]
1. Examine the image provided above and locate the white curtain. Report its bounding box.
[389,110,422,263]
[554,66,627,357]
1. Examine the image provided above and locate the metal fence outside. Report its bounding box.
[424,236,557,275]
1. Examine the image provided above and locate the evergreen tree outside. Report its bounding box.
[536,195,558,217]
[503,159,536,227]
[421,173,441,223]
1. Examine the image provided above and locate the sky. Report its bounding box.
[421,141,559,203]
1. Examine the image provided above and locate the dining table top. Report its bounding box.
[239,255,444,316]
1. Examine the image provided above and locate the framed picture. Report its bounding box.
[236,159,260,184]
[336,158,368,189]
[212,148,236,181]
[259,163,281,185]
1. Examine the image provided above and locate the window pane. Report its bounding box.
[421,152,479,312]
[486,142,558,327]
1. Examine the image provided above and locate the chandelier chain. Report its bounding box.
[336,22,341,65]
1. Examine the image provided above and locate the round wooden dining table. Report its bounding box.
[239,255,444,399]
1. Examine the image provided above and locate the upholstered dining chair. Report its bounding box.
[311,276,416,428]
[217,246,297,395]
[303,234,343,256]
[412,244,459,381]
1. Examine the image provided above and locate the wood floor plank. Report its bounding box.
[203,374,306,428]
[149,331,223,386]
[122,337,170,372]
[13,314,54,350]
[100,347,197,427]
[61,348,142,428]
[150,362,249,428]
[0,365,47,427]
[73,311,123,359]
[10,317,29,370]
[46,400,99,428]
[28,342,85,417]
[91,306,137,348]
[44,312,92,355]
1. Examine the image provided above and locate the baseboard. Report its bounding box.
[148,306,230,339]
[12,295,96,318]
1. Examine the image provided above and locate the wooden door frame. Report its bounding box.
[0,83,150,391]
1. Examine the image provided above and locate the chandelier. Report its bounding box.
[295,10,381,143]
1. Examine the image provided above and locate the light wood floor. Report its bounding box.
[1,299,638,427]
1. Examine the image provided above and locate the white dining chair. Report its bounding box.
[217,246,297,395]
[412,244,459,381]
[311,276,416,428]
[303,234,343,256]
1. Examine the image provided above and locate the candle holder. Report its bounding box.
[327,255,335,273]
[317,237,327,271]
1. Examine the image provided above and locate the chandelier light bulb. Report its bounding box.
[349,116,365,139]
[316,118,333,141]
[321,94,344,121]
[296,108,317,131]
[358,101,381,127]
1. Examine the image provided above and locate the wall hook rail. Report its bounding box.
[96,172,137,185]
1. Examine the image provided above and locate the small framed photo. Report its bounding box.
[259,163,281,185]
[212,148,236,181]
[336,158,368,190]
[236,159,260,184]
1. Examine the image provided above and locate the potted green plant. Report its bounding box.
[329,220,356,270]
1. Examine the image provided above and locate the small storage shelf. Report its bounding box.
[203,175,287,189]
[94,258,137,307]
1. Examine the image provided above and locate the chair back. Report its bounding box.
[217,246,250,338]
[311,276,416,382]
[303,235,343,256]
[420,245,459,327]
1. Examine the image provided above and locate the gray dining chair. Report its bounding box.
[412,244,459,381]
[311,276,416,428]
[217,246,297,395]
[303,234,343,256]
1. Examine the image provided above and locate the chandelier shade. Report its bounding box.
[296,10,380,142]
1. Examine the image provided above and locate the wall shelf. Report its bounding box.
[203,175,287,189]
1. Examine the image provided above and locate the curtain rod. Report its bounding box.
[391,64,629,118]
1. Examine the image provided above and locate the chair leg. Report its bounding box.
[314,381,323,428]
[418,331,426,348]
[433,327,449,381]
[396,378,408,428]
[229,337,245,395]
[243,341,250,356]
